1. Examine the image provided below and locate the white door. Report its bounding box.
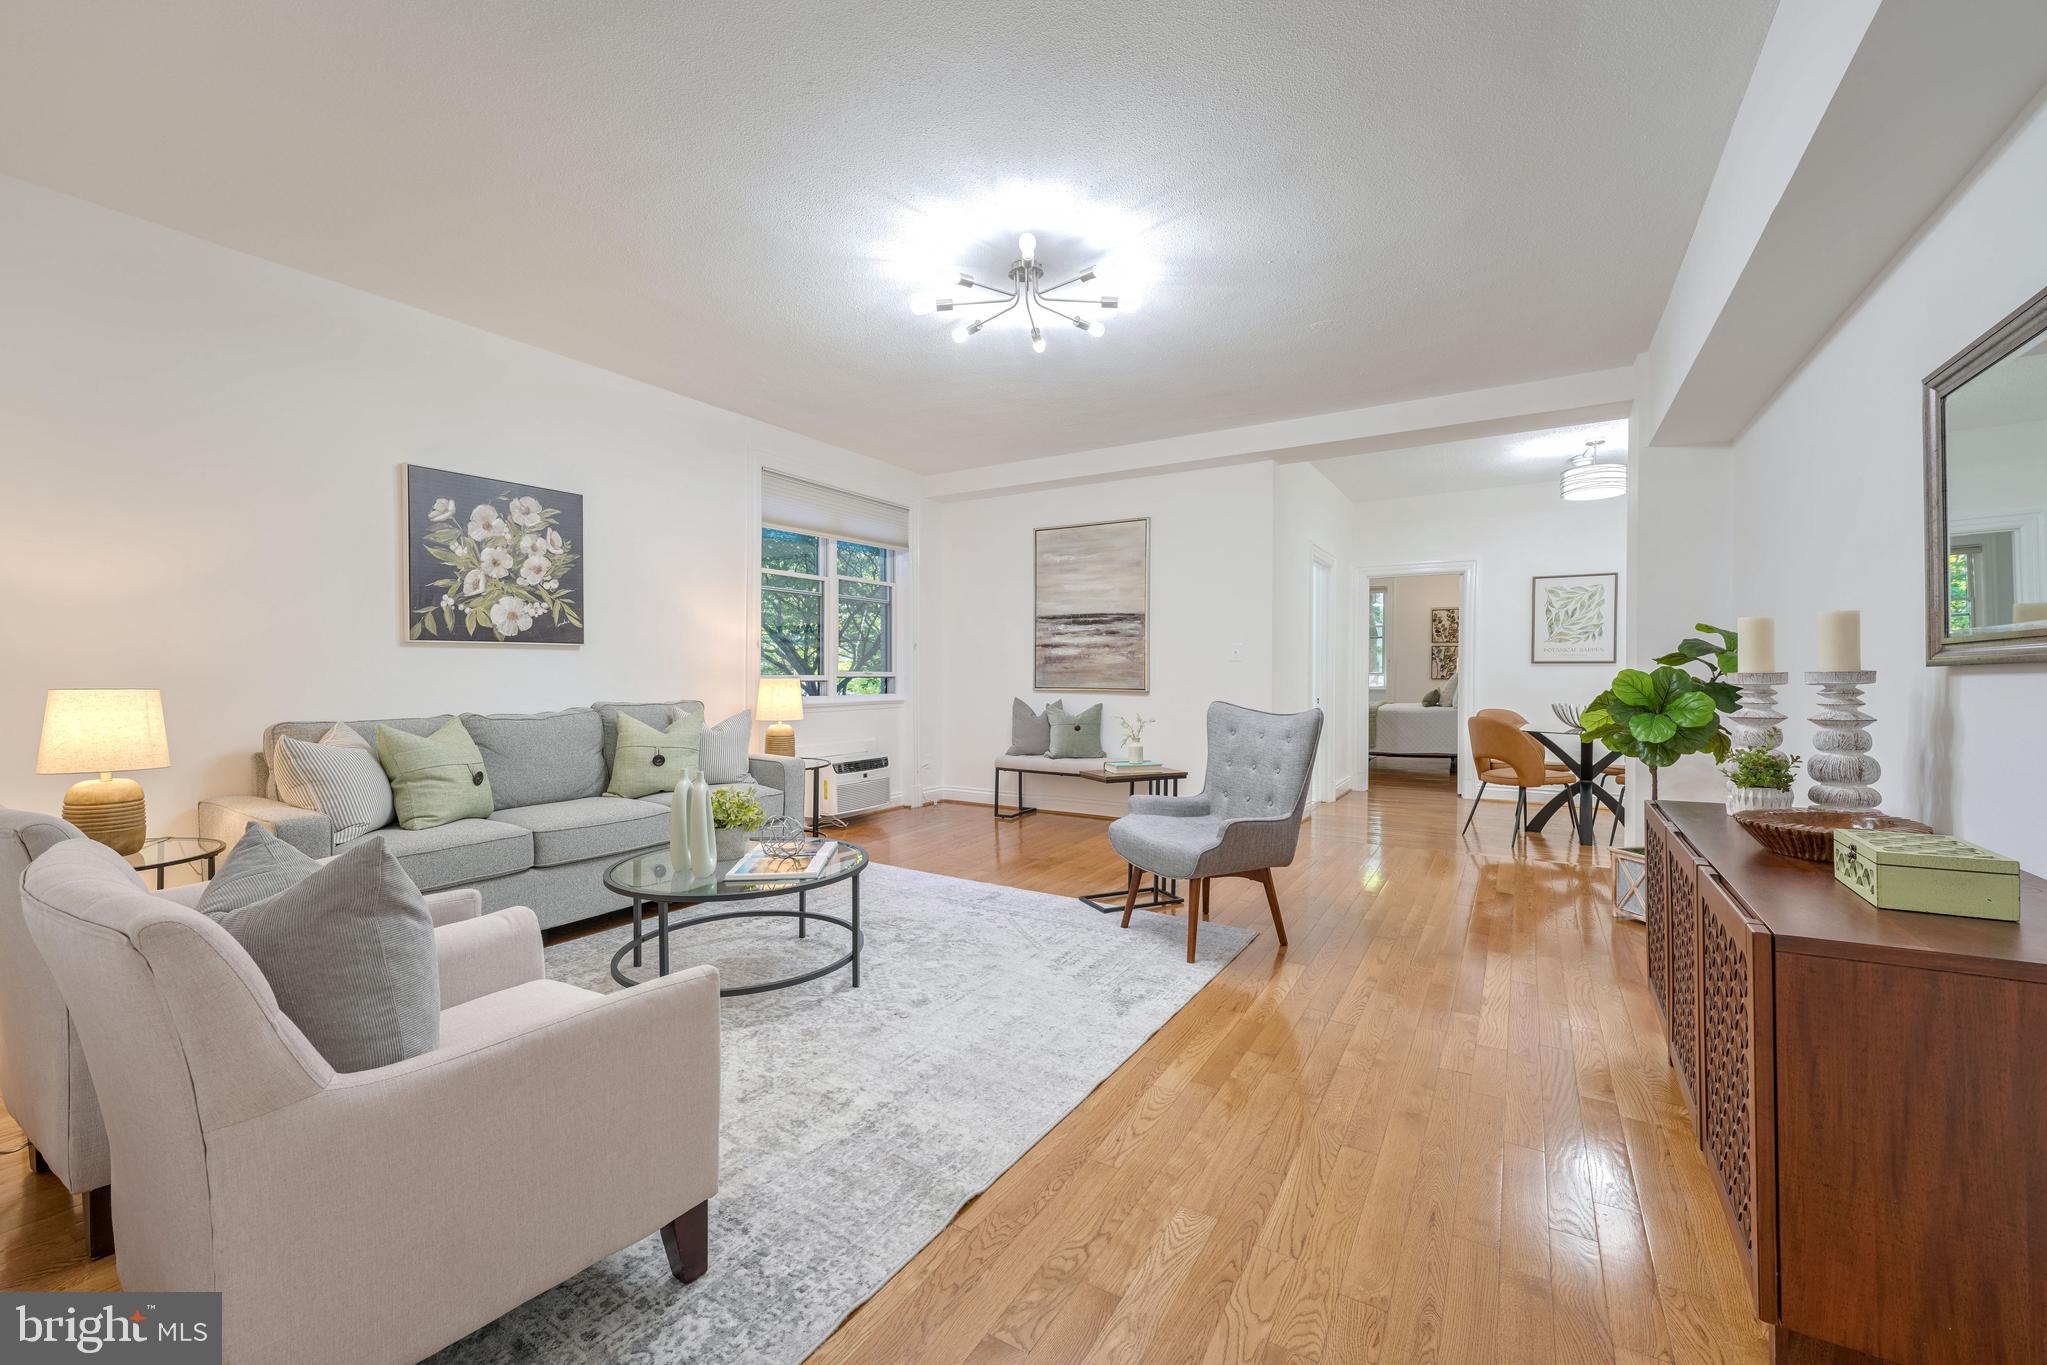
[1309,554,1333,805]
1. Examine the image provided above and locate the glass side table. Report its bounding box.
[126,836,226,890]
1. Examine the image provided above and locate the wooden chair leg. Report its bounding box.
[1254,868,1288,948]
[1186,879,1204,963]
[28,1144,48,1176]
[1120,863,1142,928]
[661,1199,710,1284]
[86,1185,113,1260]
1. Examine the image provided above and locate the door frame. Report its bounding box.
[1308,545,1338,806]
[1351,558,1479,798]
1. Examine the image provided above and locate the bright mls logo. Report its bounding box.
[2,1294,220,1363]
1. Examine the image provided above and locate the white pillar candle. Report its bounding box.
[1736,617,1776,673]
[1816,610,1861,672]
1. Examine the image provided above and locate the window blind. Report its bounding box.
[761,470,911,550]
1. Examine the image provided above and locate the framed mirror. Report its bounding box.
[1925,284,2047,665]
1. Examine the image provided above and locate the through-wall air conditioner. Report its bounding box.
[820,751,893,818]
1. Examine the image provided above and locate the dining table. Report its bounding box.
[1521,726,1624,846]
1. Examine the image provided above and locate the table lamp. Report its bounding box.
[755,678,806,758]
[36,689,170,855]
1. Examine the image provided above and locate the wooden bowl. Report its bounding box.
[1732,808,1934,862]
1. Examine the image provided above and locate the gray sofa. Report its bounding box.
[199,701,799,929]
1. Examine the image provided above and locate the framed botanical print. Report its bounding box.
[1034,518,1149,692]
[1531,572,1617,663]
[1430,607,1459,644]
[403,465,585,646]
[1429,643,1458,680]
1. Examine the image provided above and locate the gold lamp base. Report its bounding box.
[63,776,147,856]
[764,723,796,758]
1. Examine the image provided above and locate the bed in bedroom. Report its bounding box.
[1370,701,1459,773]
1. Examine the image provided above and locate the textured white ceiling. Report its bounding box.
[1315,419,1630,502]
[0,0,1773,473]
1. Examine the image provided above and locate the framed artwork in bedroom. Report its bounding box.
[1429,644,1458,680]
[1531,572,1617,663]
[401,465,585,646]
[1033,518,1149,692]
[1430,607,1459,644]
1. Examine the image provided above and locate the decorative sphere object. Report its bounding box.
[756,815,808,860]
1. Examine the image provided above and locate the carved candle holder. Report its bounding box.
[1724,671,1789,753]
[1804,670,1880,810]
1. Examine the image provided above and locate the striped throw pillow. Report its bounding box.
[277,724,395,843]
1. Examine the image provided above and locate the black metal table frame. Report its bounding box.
[128,840,223,890]
[1076,775,1186,915]
[609,870,863,997]
[1523,731,1624,846]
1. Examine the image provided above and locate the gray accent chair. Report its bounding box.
[0,807,112,1255]
[1107,702,1324,962]
[0,805,500,1261]
[199,701,804,929]
[22,837,720,1365]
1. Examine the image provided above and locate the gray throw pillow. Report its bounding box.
[276,725,394,843]
[700,709,751,784]
[1421,689,1442,707]
[198,823,322,916]
[204,834,440,1073]
[1046,702,1106,759]
[1008,698,1062,756]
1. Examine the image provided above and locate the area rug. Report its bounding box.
[429,862,1254,1365]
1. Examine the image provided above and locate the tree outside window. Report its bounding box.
[1368,587,1387,688]
[761,529,899,696]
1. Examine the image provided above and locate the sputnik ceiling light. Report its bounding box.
[1559,439,1627,501]
[909,233,1141,352]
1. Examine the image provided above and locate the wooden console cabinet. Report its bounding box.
[1643,802,2047,1365]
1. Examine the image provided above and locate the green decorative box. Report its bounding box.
[1832,829,2020,921]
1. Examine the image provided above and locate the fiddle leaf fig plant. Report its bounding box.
[1580,624,1744,800]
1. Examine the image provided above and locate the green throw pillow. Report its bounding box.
[1422,689,1442,707]
[1046,701,1106,759]
[607,710,704,798]
[376,718,493,830]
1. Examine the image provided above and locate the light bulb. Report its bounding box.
[1087,320,1106,338]
[909,293,936,316]
[1030,326,1046,354]
[1018,232,1036,260]
[953,321,972,343]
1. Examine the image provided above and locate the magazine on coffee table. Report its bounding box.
[725,840,838,882]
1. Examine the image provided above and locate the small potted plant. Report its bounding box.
[1721,746,1801,813]
[710,786,766,860]
[1117,712,1154,762]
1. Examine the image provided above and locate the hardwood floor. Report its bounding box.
[0,773,1770,1364]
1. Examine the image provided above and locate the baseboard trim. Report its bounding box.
[930,784,1133,819]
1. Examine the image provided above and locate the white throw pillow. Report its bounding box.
[1441,673,1460,707]
[276,724,396,843]
[694,709,754,785]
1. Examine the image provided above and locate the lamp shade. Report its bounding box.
[755,677,807,724]
[36,689,171,774]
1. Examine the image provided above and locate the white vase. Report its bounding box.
[688,771,717,879]
[1726,785,1794,814]
[1125,744,1144,762]
[668,772,691,868]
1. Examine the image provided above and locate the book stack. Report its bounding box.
[1104,759,1165,773]
[724,840,839,882]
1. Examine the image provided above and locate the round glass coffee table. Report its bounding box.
[603,842,868,996]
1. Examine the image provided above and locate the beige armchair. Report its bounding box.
[22,838,720,1365]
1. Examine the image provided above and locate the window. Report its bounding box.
[761,528,900,696]
[1948,549,1977,635]
[1367,586,1387,688]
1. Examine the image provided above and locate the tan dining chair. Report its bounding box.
[1463,709,1570,844]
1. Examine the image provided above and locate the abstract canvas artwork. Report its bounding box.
[1531,572,1617,663]
[1034,518,1149,692]
[403,465,585,646]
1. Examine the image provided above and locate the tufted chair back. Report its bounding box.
[1201,701,1325,824]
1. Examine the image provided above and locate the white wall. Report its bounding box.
[1703,91,2047,867]
[1,177,925,828]
[1352,480,1629,795]
[1373,572,1462,704]
[1272,462,1355,796]
[929,463,1277,816]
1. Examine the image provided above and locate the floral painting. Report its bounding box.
[1531,572,1616,663]
[403,465,585,645]
[1430,607,1459,645]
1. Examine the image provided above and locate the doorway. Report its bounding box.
[1352,560,1477,796]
